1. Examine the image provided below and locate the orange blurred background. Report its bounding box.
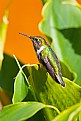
[0,0,43,64]
[0,0,81,64]
[78,0,81,4]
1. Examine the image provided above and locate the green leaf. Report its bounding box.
[12,70,29,103]
[0,102,59,121]
[12,56,30,103]
[53,102,81,121]
[51,30,81,85]
[39,0,81,85]
[40,0,81,29]
[29,65,81,120]
[0,9,9,69]
[0,54,19,95]
[0,54,29,98]
[60,61,76,81]
[60,28,81,56]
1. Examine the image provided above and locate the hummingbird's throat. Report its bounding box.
[37,46,46,55]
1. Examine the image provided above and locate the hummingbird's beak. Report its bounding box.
[19,32,34,40]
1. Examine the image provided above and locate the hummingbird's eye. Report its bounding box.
[34,38,38,41]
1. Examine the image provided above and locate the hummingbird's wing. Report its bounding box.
[40,56,60,84]
[40,47,65,87]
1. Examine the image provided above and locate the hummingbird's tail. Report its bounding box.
[55,74,65,87]
[60,79,65,87]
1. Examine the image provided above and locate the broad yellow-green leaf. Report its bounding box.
[0,102,59,121]
[53,102,81,121]
[29,65,81,120]
[0,10,9,69]
[39,0,81,85]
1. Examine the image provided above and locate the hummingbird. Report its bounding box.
[19,32,65,87]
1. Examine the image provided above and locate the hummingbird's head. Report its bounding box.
[31,36,47,50]
[19,32,47,51]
